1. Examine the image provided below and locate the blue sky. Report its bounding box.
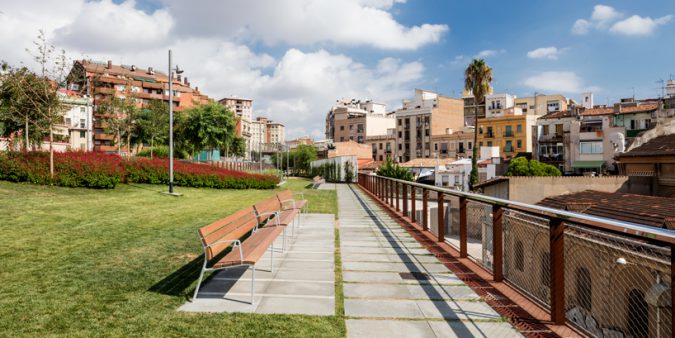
[2,0,674,138]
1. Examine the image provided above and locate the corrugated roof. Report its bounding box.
[619,134,675,157]
[537,190,675,229]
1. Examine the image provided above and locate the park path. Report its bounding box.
[337,184,521,338]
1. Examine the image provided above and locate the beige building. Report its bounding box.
[326,99,395,143]
[477,108,537,159]
[266,121,285,145]
[514,94,568,116]
[431,128,474,160]
[219,96,253,121]
[395,89,464,162]
[366,129,396,161]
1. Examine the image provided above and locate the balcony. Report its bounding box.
[357,174,674,338]
[485,132,494,138]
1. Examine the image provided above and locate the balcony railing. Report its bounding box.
[357,173,674,338]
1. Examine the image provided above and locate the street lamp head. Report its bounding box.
[174,65,184,74]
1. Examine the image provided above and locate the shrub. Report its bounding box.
[0,151,124,188]
[136,146,170,159]
[0,151,279,189]
[505,156,562,176]
[377,157,413,181]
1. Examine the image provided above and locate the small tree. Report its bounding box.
[344,160,354,183]
[505,156,561,176]
[98,94,138,156]
[292,144,318,175]
[228,136,246,157]
[135,99,168,158]
[180,103,236,160]
[377,157,413,181]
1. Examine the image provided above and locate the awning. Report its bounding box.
[572,160,604,169]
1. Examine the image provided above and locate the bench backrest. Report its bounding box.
[198,207,258,261]
[253,196,282,223]
[276,190,293,203]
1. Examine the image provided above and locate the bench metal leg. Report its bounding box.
[250,265,255,305]
[192,260,208,301]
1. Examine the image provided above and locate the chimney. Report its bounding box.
[177,74,182,82]
[184,77,188,85]
[195,86,199,92]
[131,65,136,72]
[147,67,154,75]
[107,60,112,69]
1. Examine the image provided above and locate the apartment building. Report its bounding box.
[611,99,658,138]
[219,96,253,121]
[287,136,314,150]
[533,110,576,173]
[57,90,94,151]
[569,107,625,174]
[395,89,464,162]
[431,128,474,160]
[366,129,396,161]
[67,60,210,152]
[477,108,537,159]
[266,121,285,145]
[514,93,568,116]
[325,99,394,143]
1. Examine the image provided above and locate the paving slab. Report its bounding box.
[336,184,520,337]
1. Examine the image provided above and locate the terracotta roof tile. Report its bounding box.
[619,134,675,157]
[539,110,574,120]
[616,103,658,114]
[580,107,614,116]
[537,190,675,229]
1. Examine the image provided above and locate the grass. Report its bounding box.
[0,178,342,337]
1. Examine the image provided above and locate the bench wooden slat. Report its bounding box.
[253,196,282,223]
[198,207,258,261]
[213,226,283,268]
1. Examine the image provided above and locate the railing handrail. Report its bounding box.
[358,173,675,245]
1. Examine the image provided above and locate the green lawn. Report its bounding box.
[0,178,341,337]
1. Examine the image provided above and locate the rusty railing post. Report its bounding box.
[410,187,416,223]
[492,205,503,282]
[459,197,468,258]
[422,189,429,231]
[550,218,565,325]
[395,182,400,212]
[437,192,445,242]
[402,183,408,217]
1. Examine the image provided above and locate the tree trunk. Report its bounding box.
[470,106,479,190]
[49,123,54,179]
[25,114,29,151]
[117,128,121,156]
[150,137,154,159]
[127,133,131,158]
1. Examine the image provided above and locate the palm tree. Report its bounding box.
[464,59,493,190]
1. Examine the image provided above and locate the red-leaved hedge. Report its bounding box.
[0,151,278,189]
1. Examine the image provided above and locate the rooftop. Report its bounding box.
[537,190,675,229]
[619,133,675,157]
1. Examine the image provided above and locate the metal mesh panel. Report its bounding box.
[466,201,493,271]
[502,209,551,307]
[564,224,672,338]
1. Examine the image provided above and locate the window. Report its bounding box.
[514,241,524,272]
[398,119,402,126]
[349,125,353,130]
[505,125,513,137]
[425,129,429,136]
[379,143,383,150]
[487,141,493,147]
[517,140,522,149]
[468,142,472,150]
[340,137,344,141]
[357,124,364,133]
[398,144,402,150]
[80,119,86,128]
[543,125,549,135]
[79,131,86,138]
[80,107,85,113]
[516,124,522,133]
[575,267,592,311]
[479,142,483,147]
[486,126,493,137]
[340,126,344,131]
[398,131,402,138]
[630,119,636,130]
[580,141,603,154]
[434,143,438,151]
[627,289,648,338]
[555,124,563,136]
[379,155,383,161]
[505,140,513,152]
[65,118,72,125]
[541,252,550,287]
[479,127,483,134]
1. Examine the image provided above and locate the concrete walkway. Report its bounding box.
[338,184,521,338]
[179,213,335,315]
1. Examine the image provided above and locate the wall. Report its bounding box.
[481,176,630,204]
[310,155,357,182]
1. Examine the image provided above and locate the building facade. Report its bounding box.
[218,96,253,121]
[395,89,464,162]
[533,110,576,173]
[477,109,537,159]
[430,128,474,160]
[366,129,396,161]
[58,90,94,151]
[326,99,394,143]
[514,94,568,116]
[67,60,210,152]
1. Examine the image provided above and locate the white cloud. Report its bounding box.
[54,0,172,52]
[523,71,586,93]
[475,49,505,58]
[610,15,673,36]
[527,47,561,60]
[572,4,672,37]
[164,0,448,50]
[572,19,591,35]
[591,4,621,27]
[0,0,438,139]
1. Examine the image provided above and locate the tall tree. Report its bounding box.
[180,103,236,160]
[97,94,137,156]
[135,99,168,158]
[464,59,493,190]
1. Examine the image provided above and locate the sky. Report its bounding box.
[1,0,674,139]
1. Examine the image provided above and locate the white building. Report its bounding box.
[435,147,500,191]
[58,90,94,151]
[485,93,516,118]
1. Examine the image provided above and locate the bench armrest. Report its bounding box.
[255,211,280,230]
[279,198,296,209]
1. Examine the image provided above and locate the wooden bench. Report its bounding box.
[253,196,300,243]
[312,176,325,189]
[193,206,284,304]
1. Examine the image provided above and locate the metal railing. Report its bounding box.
[357,173,674,338]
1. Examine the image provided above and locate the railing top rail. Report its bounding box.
[359,173,675,245]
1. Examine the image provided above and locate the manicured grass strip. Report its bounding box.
[0,179,341,337]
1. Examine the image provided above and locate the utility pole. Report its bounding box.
[168,50,174,194]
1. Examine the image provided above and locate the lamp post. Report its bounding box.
[167,50,183,195]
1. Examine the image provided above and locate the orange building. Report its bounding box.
[67,60,211,152]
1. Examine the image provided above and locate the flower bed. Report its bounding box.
[0,151,278,189]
